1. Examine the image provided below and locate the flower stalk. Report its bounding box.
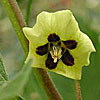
[0,0,62,99]
[75,80,82,100]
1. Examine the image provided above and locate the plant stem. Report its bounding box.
[75,80,82,100]
[34,68,63,100]
[0,0,62,99]
[25,0,33,26]
[0,0,29,56]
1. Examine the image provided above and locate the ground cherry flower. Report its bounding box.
[23,10,95,80]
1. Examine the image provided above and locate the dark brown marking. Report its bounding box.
[36,43,48,56]
[61,47,65,55]
[50,43,53,48]
[57,41,61,46]
[45,53,58,69]
[63,40,77,49]
[48,33,60,42]
[61,50,74,66]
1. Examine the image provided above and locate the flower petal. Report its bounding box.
[48,33,60,42]
[23,10,79,46]
[36,43,48,56]
[23,10,96,80]
[23,11,55,47]
[61,50,74,66]
[45,53,58,69]
[23,26,48,52]
[51,32,95,80]
[63,40,77,49]
[71,31,96,66]
[52,10,80,40]
[51,60,82,80]
[33,10,80,42]
[26,42,47,69]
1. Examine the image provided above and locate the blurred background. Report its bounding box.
[0,0,100,100]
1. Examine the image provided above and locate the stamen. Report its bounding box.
[53,46,57,56]
[50,46,62,63]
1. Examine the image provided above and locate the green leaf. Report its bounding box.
[0,54,8,80]
[5,96,25,100]
[0,59,32,100]
[0,74,5,81]
[16,96,25,100]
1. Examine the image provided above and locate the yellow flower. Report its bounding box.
[23,10,95,80]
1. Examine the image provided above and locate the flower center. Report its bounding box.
[36,33,77,69]
[50,46,62,63]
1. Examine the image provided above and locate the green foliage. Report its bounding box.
[0,54,8,81]
[0,74,5,81]
[0,59,32,100]
[15,96,25,100]
[26,0,33,25]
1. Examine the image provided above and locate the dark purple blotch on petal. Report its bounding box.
[45,53,58,69]
[61,50,74,66]
[36,43,48,56]
[50,43,53,48]
[57,41,61,46]
[48,33,60,42]
[61,47,65,55]
[63,40,77,49]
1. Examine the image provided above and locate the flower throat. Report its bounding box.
[36,33,77,69]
